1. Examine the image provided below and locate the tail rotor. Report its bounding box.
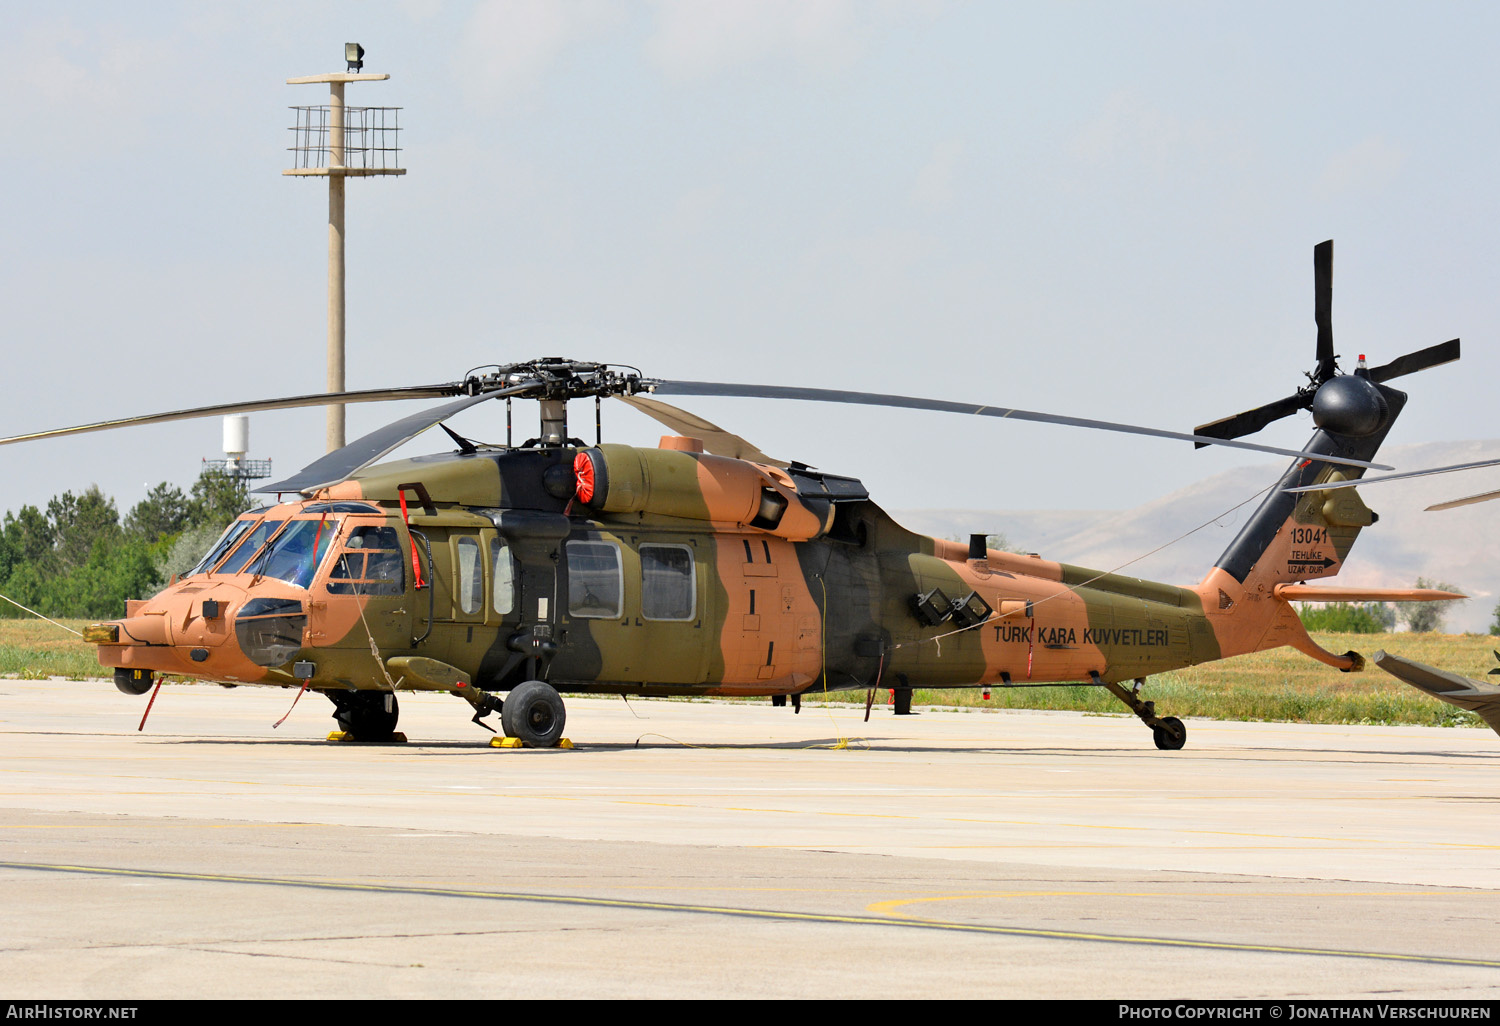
[1194,241,1458,446]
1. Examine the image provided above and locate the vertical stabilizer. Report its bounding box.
[1193,382,1406,664]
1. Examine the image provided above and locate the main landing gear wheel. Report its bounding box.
[502,680,566,748]
[1152,716,1186,751]
[1098,675,1188,751]
[329,690,400,742]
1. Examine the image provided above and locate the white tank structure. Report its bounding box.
[202,416,273,482]
[223,415,250,474]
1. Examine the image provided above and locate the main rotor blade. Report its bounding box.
[1283,456,1500,495]
[0,384,464,448]
[614,395,788,468]
[1314,239,1334,378]
[1428,488,1500,512]
[259,382,539,495]
[648,381,1391,470]
[1367,338,1461,383]
[1191,392,1309,448]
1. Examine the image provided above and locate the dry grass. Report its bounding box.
[0,618,106,680]
[1,619,1493,729]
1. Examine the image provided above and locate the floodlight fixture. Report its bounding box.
[345,43,364,73]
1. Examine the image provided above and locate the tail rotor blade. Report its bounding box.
[1314,240,1335,380]
[1191,392,1309,448]
[1368,338,1461,383]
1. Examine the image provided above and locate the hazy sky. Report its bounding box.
[2,1,1496,544]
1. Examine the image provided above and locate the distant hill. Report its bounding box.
[894,440,1500,635]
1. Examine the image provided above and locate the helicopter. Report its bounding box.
[1,243,1466,751]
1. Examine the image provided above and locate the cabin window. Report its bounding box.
[566,540,622,619]
[492,539,516,617]
[640,544,695,621]
[456,537,483,615]
[327,526,405,596]
[245,519,339,589]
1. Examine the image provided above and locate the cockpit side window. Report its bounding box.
[327,525,405,596]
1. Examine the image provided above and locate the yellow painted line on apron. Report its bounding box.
[2,860,1495,969]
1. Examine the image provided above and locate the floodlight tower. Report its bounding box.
[285,43,405,453]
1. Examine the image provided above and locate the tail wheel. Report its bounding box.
[330,691,400,742]
[501,680,566,748]
[1152,716,1186,751]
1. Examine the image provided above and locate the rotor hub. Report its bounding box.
[461,358,646,402]
[1311,374,1388,437]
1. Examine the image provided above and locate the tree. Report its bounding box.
[125,483,192,543]
[6,486,124,577]
[160,523,231,582]
[1490,601,1500,637]
[188,468,254,530]
[1397,577,1464,634]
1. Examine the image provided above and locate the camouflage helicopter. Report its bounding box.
[0,243,1464,751]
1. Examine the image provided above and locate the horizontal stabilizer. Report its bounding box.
[1273,585,1467,603]
[1372,651,1500,736]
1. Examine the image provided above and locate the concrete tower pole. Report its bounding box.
[285,59,403,454]
[327,79,346,452]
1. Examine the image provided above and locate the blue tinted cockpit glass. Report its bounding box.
[184,519,254,579]
[216,520,286,576]
[244,519,340,589]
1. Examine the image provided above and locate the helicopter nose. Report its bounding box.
[90,580,311,680]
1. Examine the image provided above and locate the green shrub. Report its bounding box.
[1297,602,1389,633]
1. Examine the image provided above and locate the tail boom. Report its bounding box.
[1191,382,1407,667]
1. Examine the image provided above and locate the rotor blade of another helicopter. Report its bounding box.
[1190,392,1309,448]
[1367,338,1462,384]
[259,382,540,495]
[1282,457,1500,495]
[1428,488,1500,512]
[648,381,1392,471]
[614,394,789,468]
[0,384,465,448]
